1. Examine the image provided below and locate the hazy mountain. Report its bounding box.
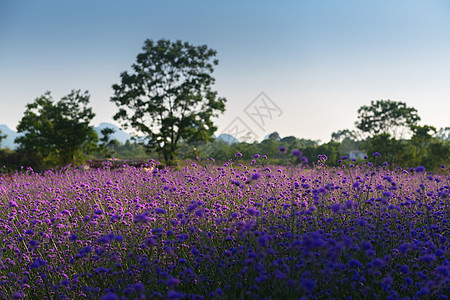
[0,124,23,149]
[216,133,239,144]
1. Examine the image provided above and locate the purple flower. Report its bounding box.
[382,191,392,198]
[96,234,112,244]
[254,154,260,159]
[167,290,184,300]
[155,207,166,214]
[415,288,430,297]
[145,237,157,247]
[419,254,436,264]
[61,209,71,216]
[251,173,261,180]
[415,166,426,173]
[133,212,150,223]
[292,149,302,157]
[371,258,384,268]
[133,282,145,292]
[381,275,393,291]
[29,240,39,247]
[399,265,409,274]
[435,265,449,277]
[330,203,342,214]
[247,208,260,216]
[301,278,316,293]
[279,146,287,154]
[373,152,381,157]
[167,277,181,287]
[257,235,271,248]
[348,259,362,268]
[80,246,92,254]
[12,291,25,300]
[191,247,200,256]
[405,276,413,285]
[235,152,242,157]
[177,233,189,242]
[186,203,197,212]
[30,258,46,269]
[100,292,119,300]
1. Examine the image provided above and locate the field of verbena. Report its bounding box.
[0,158,449,299]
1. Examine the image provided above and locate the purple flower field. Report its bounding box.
[0,156,449,299]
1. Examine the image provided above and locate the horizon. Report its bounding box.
[1,1,450,143]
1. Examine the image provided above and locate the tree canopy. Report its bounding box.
[15,90,98,166]
[355,100,420,139]
[111,39,227,162]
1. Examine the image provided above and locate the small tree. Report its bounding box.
[355,100,420,139]
[331,129,357,143]
[436,127,450,141]
[111,39,227,162]
[267,132,281,141]
[99,127,117,157]
[0,130,7,149]
[16,90,98,166]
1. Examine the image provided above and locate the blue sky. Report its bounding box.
[1,0,449,142]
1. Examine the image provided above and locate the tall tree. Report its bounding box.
[16,90,98,166]
[355,100,420,139]
[111,39,227,162]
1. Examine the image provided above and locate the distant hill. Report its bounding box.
[216,133,239,144]
[0,124,23,149]
[0,123,135,150]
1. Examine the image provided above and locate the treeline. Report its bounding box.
[175,129,450,171]
[0,139,150,172]
[1,125,449,172]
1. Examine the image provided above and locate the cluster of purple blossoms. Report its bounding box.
[0,154,449,299]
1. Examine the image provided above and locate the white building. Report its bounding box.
[349,150,366,160]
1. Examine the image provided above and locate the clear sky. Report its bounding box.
[1,0,449,142]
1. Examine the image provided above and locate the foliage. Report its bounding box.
[436,127,450,141]
[358,132,450,170]
[0,148,45,172]
[99,127,116,158]
[355,100,420,139]
[15,90,98,167]
[267,132,281,141]
[302,141,341,166]
[111,39,227,162]
[0,129,7,149]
